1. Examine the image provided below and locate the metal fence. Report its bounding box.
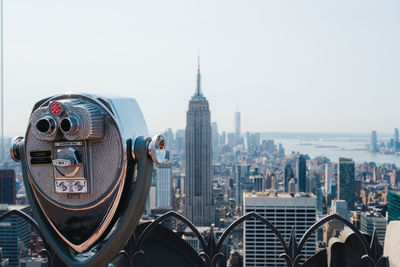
[0,209,389,267]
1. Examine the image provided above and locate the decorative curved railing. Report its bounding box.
[0,209,389,267]
[0,209,56,266]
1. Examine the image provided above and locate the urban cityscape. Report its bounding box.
[0,60,399,266]
[1,1,400,267]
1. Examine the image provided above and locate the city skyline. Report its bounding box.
[1,1,400,135]
[184,60,215,226]
[1,2,400,266]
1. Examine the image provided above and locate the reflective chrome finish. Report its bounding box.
[36,116,57,136]
[22,94,150,254]
[147,135,166,164]
[9,136,23,162]
[60,116,79,134]
[53,147,81,177]
[12,93,156,266]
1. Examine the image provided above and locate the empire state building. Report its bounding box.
[184,59,215,226]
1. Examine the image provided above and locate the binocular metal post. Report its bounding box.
[10,94,165,266]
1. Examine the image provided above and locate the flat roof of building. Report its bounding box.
[243,192,316,198]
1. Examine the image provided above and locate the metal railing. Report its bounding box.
[0,209,389,267]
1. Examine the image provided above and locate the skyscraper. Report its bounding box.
[243,192,316,267]
[371,130,378,152]
[251,176,264,192]
[394,128,399,151]
[156,162,172,209]
[0,169,16,204]
[234,111,241,144]
[388,190,400,222]
[331,199,348,219]
[284,163,294,192]
[184,58,215,226]
[296,154,306,192]
[211,122,219,154]
[337,157,355,211]
[324,163,334,196]
[0,205,31,267]
[360,212,387,246]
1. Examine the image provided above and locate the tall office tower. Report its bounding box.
[0,205,31,267]
[227,133,236,147]
[211,122,219,150]
[156,162,172,209]
[0,169,16,204]
[251,176,264,192]
[175,129,185,152]
[278,143,285,157]
[235,165,248,208]
[264,171,273,190]
[324,163,334,195]
[262,140,275,153]
[370,130,378,152]
[395,128,399,148]
[331,199,348,219]
[220,131,226,146]
[390,169,400,188]
[388,190,400,222]
[372,166,380,182]
[296,155,306,192]
[243,192,316,267]
[247,133,260,150]
[284,163,294,192]
[309,170,323,212]
[337,157,355,211]
[234,111,241,144]
[163,128,175,151]
[360,212,387,246]
[288,178,296,193]
[184,59,215,226]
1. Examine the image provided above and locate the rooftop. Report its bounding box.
[244,191,316,198]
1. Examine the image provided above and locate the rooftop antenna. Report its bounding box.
[197,47,200,72]
[196,48,201,96]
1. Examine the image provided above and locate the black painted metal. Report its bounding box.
[0,209,389,267]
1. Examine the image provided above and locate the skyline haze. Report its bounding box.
[1,0,400,135]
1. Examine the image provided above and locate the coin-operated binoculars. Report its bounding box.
[10,94,165,266]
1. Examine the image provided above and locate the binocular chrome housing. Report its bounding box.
[10,93,165,266]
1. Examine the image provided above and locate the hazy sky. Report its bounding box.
[2,0,400,135]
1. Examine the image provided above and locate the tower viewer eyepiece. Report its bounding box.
[9,93,162,266]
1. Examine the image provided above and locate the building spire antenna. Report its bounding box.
[196,49,201,96]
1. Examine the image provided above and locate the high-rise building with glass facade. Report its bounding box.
[296,155,306,192]
[0,205,30,267]
[388,190,400,222]
[360,212,387,246]
[184,59,215,226]
[0,169,16,204]
[156,162,172,209]
[371,130,378,152]
[337,157,355,211]
[284,163,294,193]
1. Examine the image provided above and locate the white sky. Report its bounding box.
[2,0,400,135]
